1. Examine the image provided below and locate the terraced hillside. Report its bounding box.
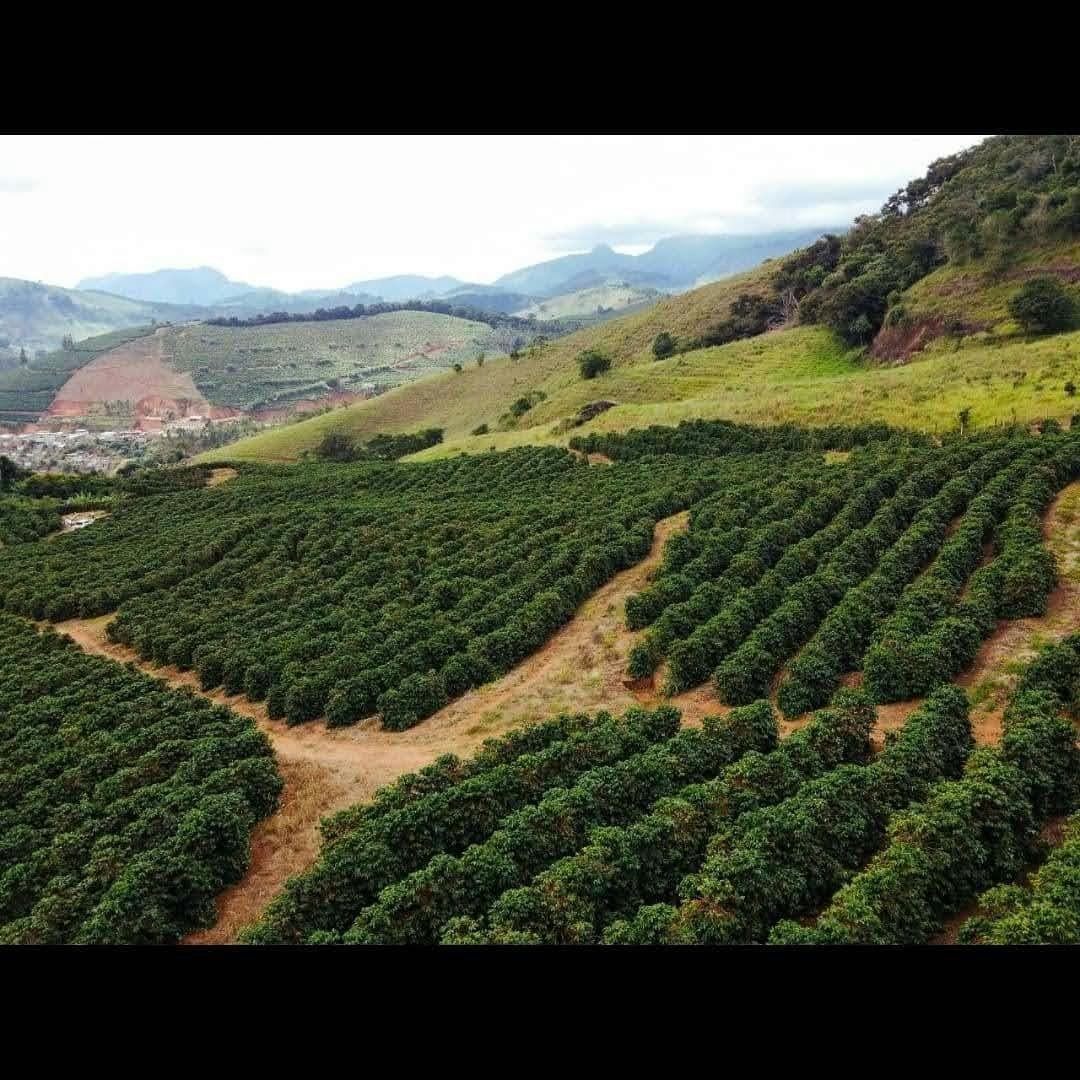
[165,311,498,412]
[1,311,503,426]
[5,417,1080,944]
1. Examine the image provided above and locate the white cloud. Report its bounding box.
[0,134,986,291]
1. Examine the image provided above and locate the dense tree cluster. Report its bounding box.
[315,428,443,463]
[0,614,281,944]
[772,135,1080,346]
[570,417,916,461]
[205,299,560,337]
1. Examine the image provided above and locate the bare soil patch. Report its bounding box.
[207,467,237,487]
[47,328,226,427]
[1007,262,1080,285]
[870,316,989,365]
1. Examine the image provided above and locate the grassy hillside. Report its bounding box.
[892,237,1080,331]
[513,283,661,321]
[199,266,775,461]
[165,311,497,411]
[0,278,205,356]
[205,292,1080,468]
[205,136,1080,467]
[447,324,1080,450]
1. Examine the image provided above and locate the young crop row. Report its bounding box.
[627,445,941,690]
[0,446,798,732]
[341,700,779,944]
[772,647,1080,944]
[0,613,281,944]
[958,635,1080,945]
[604,685,973,942]
[625,429,1080,716]
[243,705,705,943]
[777,441,1023,715]
[709,449,978,705]
[443,691,875,944]
[862,435,1080,701]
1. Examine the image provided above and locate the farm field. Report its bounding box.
[0,612,281,944]
[6,135,1080,945]
[5,418,1080,944]
[164,311,499,412]
[1,311,504,427]
[512,283,661,321]
[0,327,155,423]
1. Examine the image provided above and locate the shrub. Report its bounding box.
[651,332,677,360]
[1008,276,1074,334]
[315,432,358,462]
[578,349,612,380]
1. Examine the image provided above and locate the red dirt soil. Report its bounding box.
[46,328,240,427]
[870,315,989,364]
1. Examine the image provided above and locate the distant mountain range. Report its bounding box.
[77,267,255,306]
[0,228,843,355]
[493,229,839,296]
[77,229,840,309]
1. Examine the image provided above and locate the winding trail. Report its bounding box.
[50,483,1080,943]
[53,510,693,943]
[860,479,1080,747]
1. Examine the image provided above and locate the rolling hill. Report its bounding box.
[0,279,205,357]
[493,229,836,296]
[77,267,257,306]
[340,274,468,301]
[0,310,503,427]
[205,135,1080,466]
[512,283,662,321]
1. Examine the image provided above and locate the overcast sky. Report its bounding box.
[0,134,986,291]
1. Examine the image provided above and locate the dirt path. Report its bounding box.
[52,511,693,942]
[52,485,1079,942]
[418,513,691,733]
[852,480,1080,746]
